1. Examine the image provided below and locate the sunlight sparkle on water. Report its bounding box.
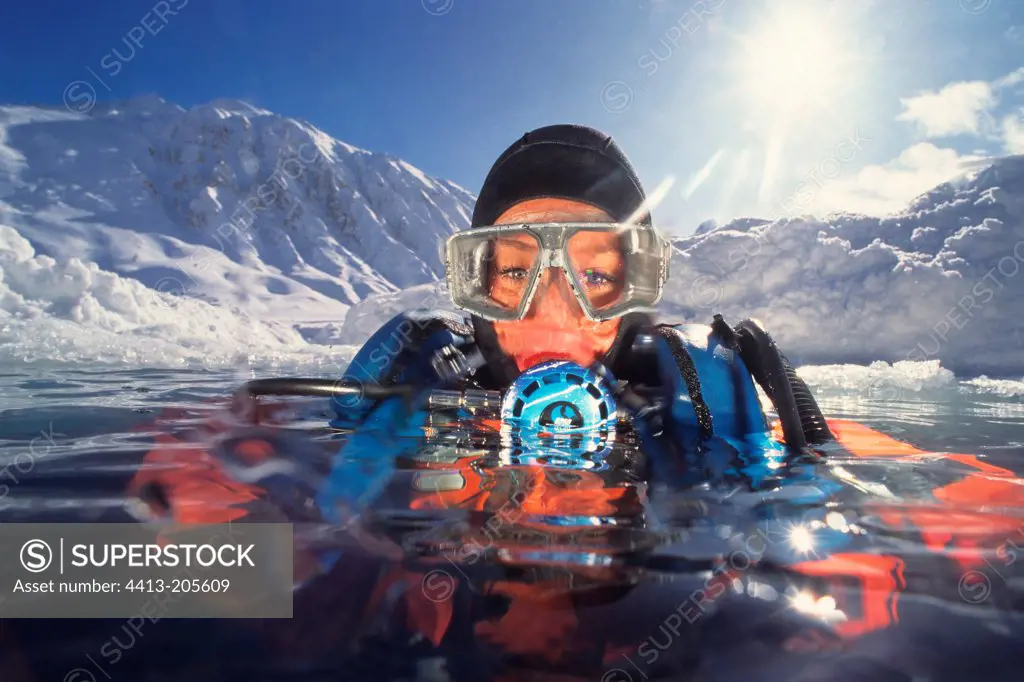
[789,525,816,554]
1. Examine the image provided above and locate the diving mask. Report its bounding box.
[444,223,671,322]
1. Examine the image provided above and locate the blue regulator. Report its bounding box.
[426,360,622,468]
[499,360,617,432]
[497,360,619,469]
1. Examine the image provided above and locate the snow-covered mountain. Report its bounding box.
[660,154,1024,376]
[1,95,1022,377]
[0,96,473,367]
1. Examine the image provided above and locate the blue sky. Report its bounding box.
[1,0,1023,235]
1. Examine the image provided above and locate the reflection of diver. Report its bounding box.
[123,385,1024,679]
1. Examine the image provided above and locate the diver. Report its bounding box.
[291,124,859,678]
[125,124,841,600]
[320,122,834,483]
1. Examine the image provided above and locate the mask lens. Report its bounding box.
[566,228,627,312]
[447,224,668,321]
[447,230,541,319]
[488,233,542,313]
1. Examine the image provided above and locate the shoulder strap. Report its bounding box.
[638,321,768,443]
[654,325,714,442]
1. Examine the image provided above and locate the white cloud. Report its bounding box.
[811,143,985,215]
[897,81,995,138]
[896,66,1024,140]
[1004,114,1024,154]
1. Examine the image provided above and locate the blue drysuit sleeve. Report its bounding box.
[631,324,791,488]
[329,310,472,429]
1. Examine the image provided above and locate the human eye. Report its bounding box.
[579,268,618,287]
[500,266,530,281]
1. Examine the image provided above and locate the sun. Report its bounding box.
[712,4,868,204]
[731,8,859,127]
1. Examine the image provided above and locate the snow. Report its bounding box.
[0,225,340,369]
[961,376,1024,398]
[335,281,456,345]
[0,96,471,367]
[661,155,1024,376]
[795,360,958,395]
[0,95,1022,381]
[795,360,1024,406]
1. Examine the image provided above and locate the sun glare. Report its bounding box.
[733,9,856,125]
[714,5,868,207]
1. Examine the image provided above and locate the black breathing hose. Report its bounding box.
[732,319,834,448]
[781,359,834,446]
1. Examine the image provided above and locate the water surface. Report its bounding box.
[2,363,1024,682]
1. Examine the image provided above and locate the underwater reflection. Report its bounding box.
[3,375,1024,680]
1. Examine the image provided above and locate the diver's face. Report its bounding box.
[490,198,625,372]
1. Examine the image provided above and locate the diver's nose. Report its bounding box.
[525,268,583,321]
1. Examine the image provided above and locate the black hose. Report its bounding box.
[781,357,834,445]
[733,319,810,450]
[241,377,412,400]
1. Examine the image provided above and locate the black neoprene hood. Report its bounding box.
[470,124,652,228]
